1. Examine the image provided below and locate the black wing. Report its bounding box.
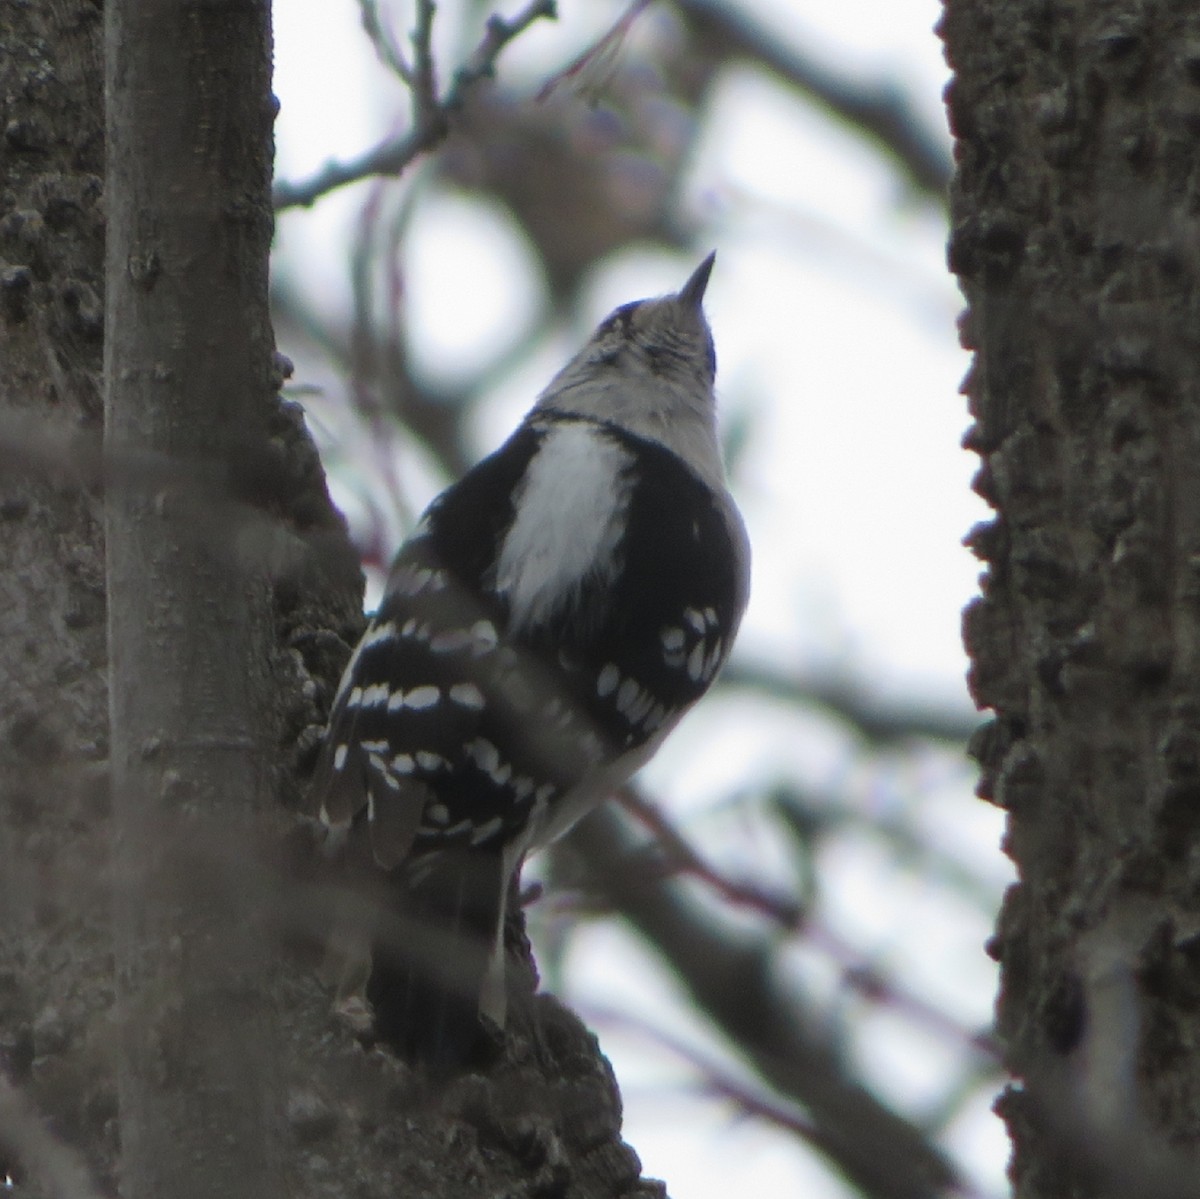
[312,415,748,866]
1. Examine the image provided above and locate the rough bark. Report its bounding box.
[945,1,1200,1194]
[0,2,114,1193]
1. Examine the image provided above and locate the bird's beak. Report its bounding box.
[678,251,716,309]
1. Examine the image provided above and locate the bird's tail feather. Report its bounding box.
[367,847,505,1070]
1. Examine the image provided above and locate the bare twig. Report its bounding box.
[586,1004,827,1140]
[569,804,962,1199]
[615,787,998,1059]
[274,1,557,210]
[410,0,439,125]
[587,1006,996,1199]
[535,0,652,103]
[453,3,556,94]
[619,786,806,928]
[357,0,412,81]
[346,181,415,535]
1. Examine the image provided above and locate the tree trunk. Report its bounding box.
[103,0,285,1194]
[945,0,1200,1193]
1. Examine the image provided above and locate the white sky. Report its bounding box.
[272,2,1010,1196]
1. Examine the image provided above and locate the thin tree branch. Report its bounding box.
[585,1007,998,1199]
[772,784,1001,916]
[616,787,999,1059]
[535,0,652,103]
[357,0,413,82]
[619,786,805,928]
[271,278,479,481]
[586,1004,828,1143]
[569,804,962,1199]
[273,1,557,210]
[409,0,439,126]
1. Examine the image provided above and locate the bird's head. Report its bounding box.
[537,252,719,416]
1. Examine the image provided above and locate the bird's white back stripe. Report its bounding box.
[495,423,632,634]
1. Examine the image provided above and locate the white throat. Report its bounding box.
[536,371,725,493]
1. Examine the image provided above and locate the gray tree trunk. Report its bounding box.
[945,0,1200,1194]
[103,0,286,1194]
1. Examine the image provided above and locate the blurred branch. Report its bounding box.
[772,784,1001,916]
[674,0,952,206]
[356,0,410,80]
[271,279,476,480]
[588,1008,996,1199]
[811,923,998,1060]
[273,1,557,210]
[570,804,961,1199]
[588,1005,828,1142]
[536,0,652,103]
[620,786,805,928]
[619,787,998,1058]
[409,0,439,126]
[720,661,981,746]
[345,180,422,527]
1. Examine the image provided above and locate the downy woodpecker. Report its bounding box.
[311,253,750,1065]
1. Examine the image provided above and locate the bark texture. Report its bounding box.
[103,0,287,1195]
[0,3,113,1193]
[945,1,1200,1194]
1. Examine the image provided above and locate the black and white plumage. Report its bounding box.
[310,253,750,1066]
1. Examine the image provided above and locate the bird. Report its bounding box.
[309,252,750,1067]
